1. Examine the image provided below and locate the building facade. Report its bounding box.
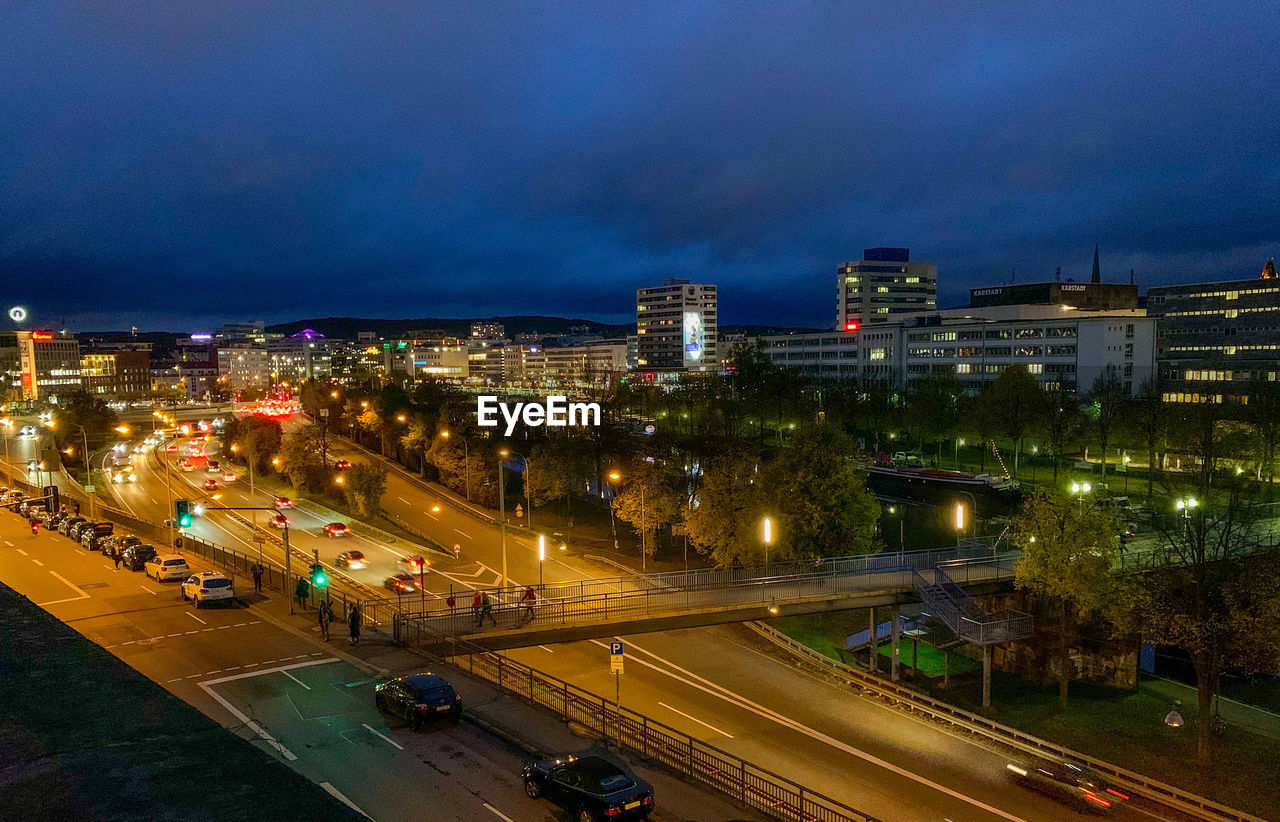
[519,339,629,387]
[836,248,937,331]
[1146,261,1280,404]
[80,349,152,397]
[636,278,718,375]
[16,331,81,401]
[407,342,469,380]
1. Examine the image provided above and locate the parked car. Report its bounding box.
[68,520,93,541]
[522,754,655,821]
[122,544,158,571]
[145,554,191,582]
[1006,758,1129,814]
[384,573,421,593]
[374,673,462,727]
[81,523,115,551]
[59,516,85,536]
[324,522,352,538]
[181,571,236,607]
[42,511,65,529]
[335,549,366,569]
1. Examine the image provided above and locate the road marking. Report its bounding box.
[658,700,734,738]
[150,497,159,505]
[598,639,1028,822]
[140,584,158,595]
[15,548,27,555]
[36,571,91,606]
[321,782,372,819]
[282,669,312,690]
[4,540,13,547]
[103,564,117,573]
[453,528,472,539]
[74,549,86,556]
[483,803,515,822]
[32,559,44,566]
[396,496,410,504]
[537,645,555,653]
[361,722,404,750]
[186,612,207,625]
[225,666,240,672]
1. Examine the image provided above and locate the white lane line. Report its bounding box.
[74,549,86,556]
[197,683,296,761]
[4,540,13,547]
[453,528,472,539]
[225,666,240,672]
[483,803,516,822]
[658,701,735,738]
[150,497,159,505]
[282,669,312,690]
[35,570,91,606]
[184,630,198,634]
[361,722,404,750]
[16,548,28,555]
[396,496,410,504]
[186,612,207,625]
[103,564,117,573]
[140,584,158,595]
[321,782,372,819]
[537,645,556,653]
[32,559,44,567]
[595,639,1028,822]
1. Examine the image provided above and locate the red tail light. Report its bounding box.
[1082,792,1111,808]
[1104,787,1130,801]
[604,807,622,818]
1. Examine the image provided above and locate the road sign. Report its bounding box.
[609,641,623,655]
[609,640,624,673]
[514,503,524,518]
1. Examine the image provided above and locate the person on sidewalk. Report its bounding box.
[519,586,536,625]
[348,604,361,646]
[318,598,332,641]
[251,563,264,592]
[111,547,121,570]
[295,576,310,609]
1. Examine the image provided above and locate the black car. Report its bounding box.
[84,523,115,551]
[112,535,142,555]
[59,515,85,536]
[1006,758,1129,814]
[68,519,94,540]
[374,673,462,728]
[42,511,65,529]
[121,544,158,571]
[523,754,655,821]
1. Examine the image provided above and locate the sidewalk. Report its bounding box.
[1142,675,1280,741]
[241,584,766,821]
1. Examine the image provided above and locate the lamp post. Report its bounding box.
[0,418,11,480]
[1176,496,1198,542]
[955,438,965,469]
[762,516,773,574]
[537,533,545,588]
[607,471,621,552]
[497,450,510,588]
[500,447,532,533]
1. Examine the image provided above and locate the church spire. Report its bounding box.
[1091,244,1101,284]
[1263,257,1277,280]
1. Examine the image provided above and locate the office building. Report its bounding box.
[80,349,152,397]
[16,330,81,401]
[215,321,266,340]
[407,342,469,380]
[216,341,271,392]
[636,278,718,375]
[836,248,936,331]
[519,339,628,387]
[1146,259,1280,404]
[470,321,506,341]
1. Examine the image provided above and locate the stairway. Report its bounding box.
[912,566,1033,645]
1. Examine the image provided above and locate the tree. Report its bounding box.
[979,365,1045,478]
[1009,490,1132,708]
[399,415,432,475]
[904,375,961,465]
[684,451,767,566]
[1040,386,1079,485]
[278,427,326,491]
[612,458,684,561]
[1249,380,1280,497]
[1130,378,1169,501]
[225,415,282,474]
[763,422,880,559]
[345,463,388,518]
[1085,375,1126,482]
[526,438,593,515]
[52,392,120,477]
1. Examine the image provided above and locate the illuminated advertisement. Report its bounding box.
[683,311,703,364]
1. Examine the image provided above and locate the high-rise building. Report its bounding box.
[1146,259,1280,404]
[470,321,506,341]
[16,330,81,401]
[215,321,266,340]
[636,278,718,375]
[836,248,936,330]
[80,349,152,397]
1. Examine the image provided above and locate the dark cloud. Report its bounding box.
[2,1,1278,330]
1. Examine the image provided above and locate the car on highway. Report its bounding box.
[181,571,236,607]
[274,497,294,508]
[166,443,179,453]
[201,479,220,491]
[121,544,158,571]
[333,459,352,470]
[335,549,366,569]
[374,673,462,727]
[222,471,238,482]
[522,754,655,821]
[269,513,291,528]
[20,424,36,437]
[323,522,352,538]
[396,555,429,574]
[384,573,421,593]
[59,516,85,536]
[180,459,195,472]
[206,459,221,472]
[1006,758,1129,814]
[145,554,191,582]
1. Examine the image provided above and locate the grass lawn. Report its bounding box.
[770,611,865,663]
[877,639,977,677]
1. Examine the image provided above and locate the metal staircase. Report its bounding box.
[912,566,1033,645]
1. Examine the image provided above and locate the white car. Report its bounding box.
[145,554,191,582]
[181,571,235,607]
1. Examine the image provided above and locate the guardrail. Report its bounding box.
[424,631,885,822]
[746,621,1269,822]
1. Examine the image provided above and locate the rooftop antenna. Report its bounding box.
[1129,268,1135,286]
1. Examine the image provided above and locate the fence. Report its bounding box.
[424,632,885,822]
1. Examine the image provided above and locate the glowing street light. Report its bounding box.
[954,502,966,532]
[762,516,774,571]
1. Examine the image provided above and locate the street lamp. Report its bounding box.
[762,516,773,573]
[955,438,965,469]
[954,502,966,534]
[537,533,546,587]
[496,448,512,587]
[500,447,533,532]
[607,471,621,552]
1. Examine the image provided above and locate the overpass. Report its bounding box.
[379,543,1032,654]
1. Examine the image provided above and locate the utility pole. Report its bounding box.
[498,459,508,588]
[284,522,293,615]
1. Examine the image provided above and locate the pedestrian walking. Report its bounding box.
[519,585,536,625]
[251,563,264,592]
[112,547,121,570]
[318,599,332,641]
[348,604,361,646]
[471,590,483,627]
[480,591,497,626]
[73,501,80,516]
[295,576,310,608]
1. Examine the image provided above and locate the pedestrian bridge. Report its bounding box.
[377,543,1026,654]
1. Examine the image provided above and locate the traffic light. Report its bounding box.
[309,563,327,588]
[175,498,193,528]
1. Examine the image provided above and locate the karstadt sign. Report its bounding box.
[477,395,601,435]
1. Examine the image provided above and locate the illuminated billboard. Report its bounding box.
[683,311,703,364]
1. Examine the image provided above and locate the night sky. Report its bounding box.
[4,2,1279,331]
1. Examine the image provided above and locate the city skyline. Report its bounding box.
[5,3,1279,329]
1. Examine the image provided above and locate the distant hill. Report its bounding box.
[266,315,635,340]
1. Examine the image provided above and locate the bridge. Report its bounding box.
[379,542,1032,654]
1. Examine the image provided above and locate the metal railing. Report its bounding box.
[912,564,1033,645]
[425,632,885,822]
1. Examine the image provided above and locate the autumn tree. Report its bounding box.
[344,462,388,518]
[979,365,1045,478]
[904,374,961,465]
[684,451,767,566]
[611,458,684,561]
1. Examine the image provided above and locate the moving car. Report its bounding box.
[396,555,428,574]
[145,554,192,582]
[201,479,220,491]
[522,754,655,821]
[335,549,365,568]
[180,459,195,472]
[222,471,238,482]
[274,497,294,508]
[269,513,291,529]
[181,571,235,607]
[333,459,352,470]
[206,459,221,472]
[323,522,351,538]
[384,573,421,593]
[374,673,462,728]
[1006,758,1129,814]
[121,544,158,571]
